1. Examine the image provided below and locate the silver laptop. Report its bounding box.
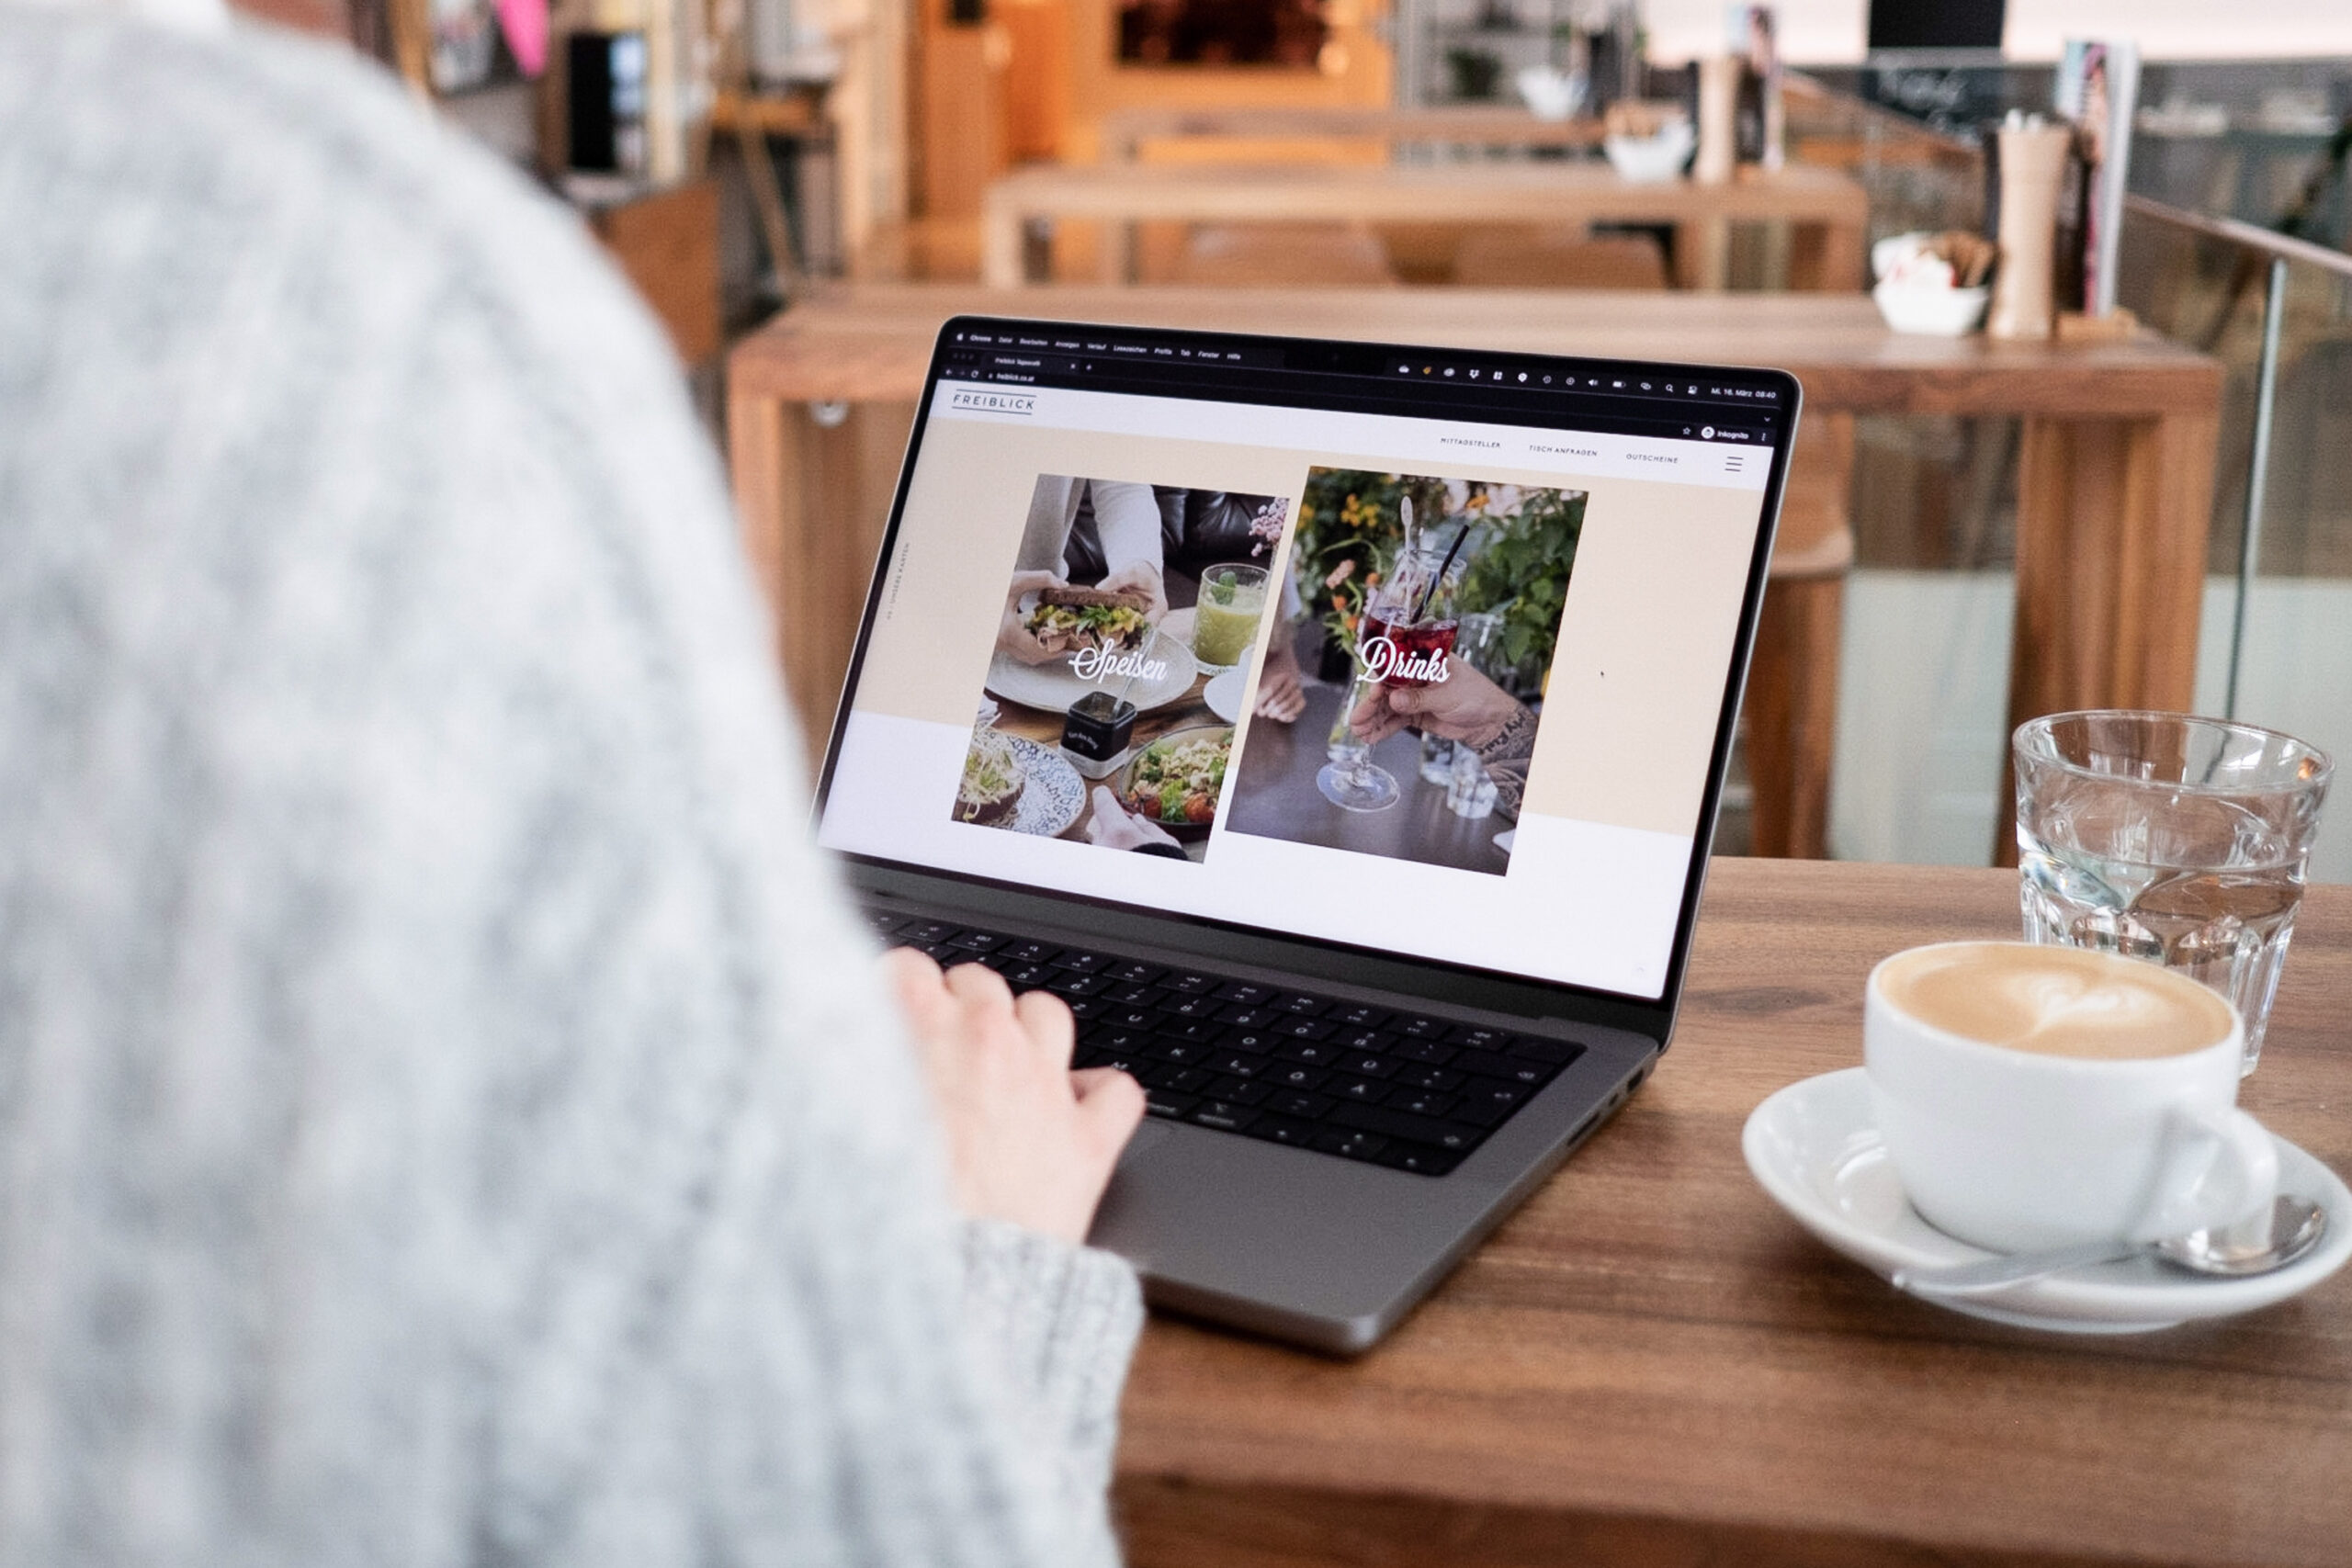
[814,318,1797,1353]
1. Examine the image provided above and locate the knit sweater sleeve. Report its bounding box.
[0,13,1137,1568]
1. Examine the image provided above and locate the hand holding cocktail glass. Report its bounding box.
[1317,499,1473,812]
[1349,660,1522,750]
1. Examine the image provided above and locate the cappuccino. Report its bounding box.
[1877,942,2233,1061]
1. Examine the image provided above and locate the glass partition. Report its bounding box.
[2120,203,2352,881]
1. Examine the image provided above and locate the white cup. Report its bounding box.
[1866,942,2278,1253]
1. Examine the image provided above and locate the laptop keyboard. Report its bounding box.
[872,911,1585,1177]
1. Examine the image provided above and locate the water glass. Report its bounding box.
[2013,710,2332,1074]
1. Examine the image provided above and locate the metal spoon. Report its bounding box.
[1892,1195,2328,1298]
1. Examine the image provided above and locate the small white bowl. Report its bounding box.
[1872,280,1989,336]
[1516,65,1584,121]
[1602,124,1694,184]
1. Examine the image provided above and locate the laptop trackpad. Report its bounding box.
[1115,1121,1174,1170]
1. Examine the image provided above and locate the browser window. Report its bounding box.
[816,322,1785,1002]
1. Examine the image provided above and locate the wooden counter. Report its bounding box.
[978,163,1870,291]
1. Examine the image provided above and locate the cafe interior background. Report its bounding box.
[266,0,2352,876]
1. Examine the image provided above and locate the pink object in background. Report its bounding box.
[494,0,548,75]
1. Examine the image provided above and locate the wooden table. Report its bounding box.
[1112,855,2352,1568]
[725,286,2222,863]
[978,164,1870,291]
[1099,104,1608,163]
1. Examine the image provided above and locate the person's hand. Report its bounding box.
[998,570,1069,665]
[1085,784,1180,851]
[1095,560,1169,626]
[884,949,1145,1246]
[1253,632,1306,723]
[1351,660,1524,750]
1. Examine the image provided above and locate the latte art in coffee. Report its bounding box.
[1876,943,2233,1060]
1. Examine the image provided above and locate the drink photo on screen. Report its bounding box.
[1223,468,1585,876]
[953,472,1292,863]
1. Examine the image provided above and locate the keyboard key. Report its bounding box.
[1393,1065,1464,1092]
[1276,1017,1337,1041]
[1332,1076,1390,1104]
[1143,1064,1212,1093]
[1390,1090,1458,1119]
[1268,1063,1329,1091]
[1244,1114,1317,1147]
[1166,994,1224,1020]
[1374,1145,1463,1177]
[1004,940,1055,964]
[1276,1039,1341,1066]
[949,931,1004,952]
[1395,1016,1451,1040]
[1213,981,1275,1005]
[1450,1048,1557,1088]
[1054,950,1112,974]
[1444,1024,1514,1051]
[1330,1003,1392,1029]
[1108,961,1166,985]
[1157,1019,1221,1044]
[1190,1102,1258,1133]
[1223,1029,1283,1055]
[1212,1076,1272,1105]
[866,911,910,935]
[1333,1028,1397,1054]
[1102,1006,1162,1032]
[1215,1004,1278,1028]
[1311,1128,1388,1162]
[1163,972,1217,994]
[1454,1081,1532,1126]
[979,953,1022,975]
[909,921,957,943]
[1143,1089,1198,1119]
[1067,998,1112,1021]
[1147,1038,1210,1066]
[1336,1053,1396,1079]
[1083,1025,1149,1052]
[1269,1089,1334,1120]
[1005,964,1056,989]
[1210,1052,1265,1079]
[1046,972,1110,998]
[1396,1039,1459,1065]
[1105,982,1162,1006]
[1328,1102,1486,1153]
[1274,993,1330,1016]
[1510,1036,1586,1066]
[1076,1049,1148,1076]
[921,942,963,964]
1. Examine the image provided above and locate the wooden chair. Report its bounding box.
[1451,229,1668,289]
[1746,412,1855,859]
[1170,223,1398,288]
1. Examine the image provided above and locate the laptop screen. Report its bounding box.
[815,320,1792,1005]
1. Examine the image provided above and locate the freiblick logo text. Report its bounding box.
[948,389,1037,415]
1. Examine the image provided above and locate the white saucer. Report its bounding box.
[1203,668,1247,722]
[1742,1068,2352,1333]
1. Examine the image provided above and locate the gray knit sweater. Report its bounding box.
[0,11,1141,1565]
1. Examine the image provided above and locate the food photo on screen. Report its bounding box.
[950,472,1294,863]
[1223,469,1585,876]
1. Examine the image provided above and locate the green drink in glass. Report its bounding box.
[1190,562,1267,671]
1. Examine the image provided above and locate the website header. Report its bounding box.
[929,381,1772,492]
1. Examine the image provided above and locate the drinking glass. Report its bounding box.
[1190,562,1268,672]
[2014,710,2332,1074]
[1317,558,1461,813]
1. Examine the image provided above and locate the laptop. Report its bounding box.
[814,317,1798,1353]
